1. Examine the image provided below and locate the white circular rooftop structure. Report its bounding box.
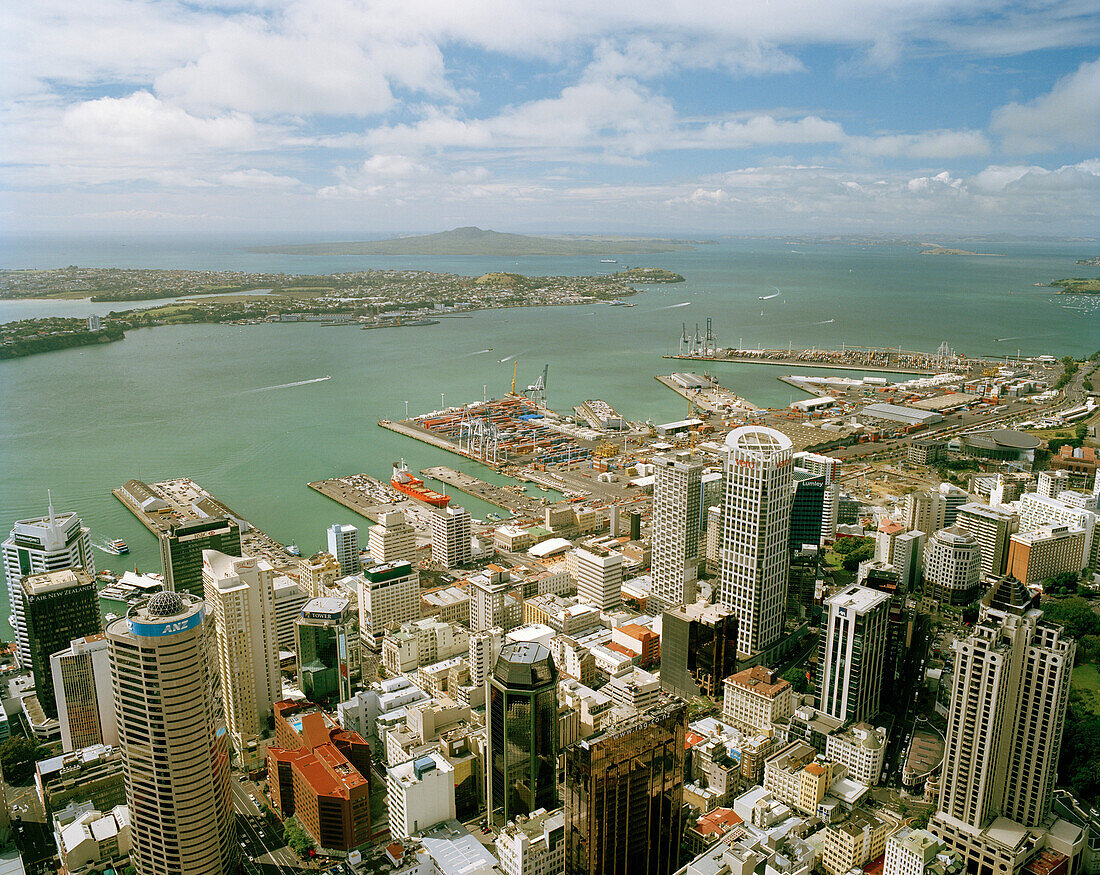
[146,590,185,617]
[724,425,793,459]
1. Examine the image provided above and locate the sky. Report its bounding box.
[2,0,1099,238]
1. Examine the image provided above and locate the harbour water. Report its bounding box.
[1,237,1097,634]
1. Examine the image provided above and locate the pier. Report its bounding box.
[663,350,947,375]
[307,474,438,526]
[419,466,550,517]
[655,373,759,413]
[113,477,297,569]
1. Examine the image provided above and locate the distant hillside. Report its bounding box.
[248,227,701,256]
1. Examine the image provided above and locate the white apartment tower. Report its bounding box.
[202,551,280,772]
[496,807,566,875]
[819,585,891,724]
[923,527,981,606]
[954,503,1018,579]
[107,592,236,875]
[3,499,94,669]
[431,505,472,568]
[50,634,117,752]
[905,491,946,539]
[931,577,1074,869]
[327,523,361,576]
[469,627,504,689]
[719,426,795,657]
[568,545,623,612]
[650,451,704,609]
[369,511,417,565]
[359,560,420,646]
[470,569,521,632]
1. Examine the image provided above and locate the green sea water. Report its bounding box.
[2,238,1097,634]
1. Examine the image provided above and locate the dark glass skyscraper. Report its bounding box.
[789,468,825,552]
[487,642,558,825]
[564,697,687,875]
[660,602,737,700]
[159,518,241,598]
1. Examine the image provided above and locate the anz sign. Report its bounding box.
[129,607,204,638]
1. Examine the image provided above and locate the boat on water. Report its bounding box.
[486,512,503,522]
[361,318,441,330]
[600,259,617,264]
[391,460,451,507]
[607,300,635,307]
[285,542,302,557]
[98,538,129,555]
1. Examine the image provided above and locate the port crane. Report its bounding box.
[524,363,549,405]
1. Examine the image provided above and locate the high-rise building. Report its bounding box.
[564,697,687,875]
[954,503,1018,580]
[722,665,794,735]
[50,635,117,752]
[471,567,521,632]
[923,527,981,606]
[660,601,738,700]
[359,560,420,647]
[650,451,704,609]
[930,577,1074,873]
[818,585,891,724]
[940,484,968,528]
[789,469,826,552]
[298,551,340,598]
[3,500,94,670]
[387,752,456,838]
[159,517,241,598]
[792,451,840,485]
[904,491,946,539]
[273,574,311,651]
[19,568,101,719]
[431,506,472,568]
[368,511,417,565]
[1007,524,1086,585]
[568,546,623,612]
[496,806,566,875]
[296,596,360,705]
[107,592,236,875]
[327,523,361,576]
[892,530,926,593]
[488,643,558,825]
[469,628,503,690]
[202,551,280,772]
[718,426,795,657]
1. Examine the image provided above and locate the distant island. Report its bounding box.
[1075,257,1100,266]
[1050,277,1100,294]
[919,246,1004,257]
[247,226,703,257]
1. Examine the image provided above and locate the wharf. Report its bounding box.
[419,466,550,517]
[655,374,759,413]
[113,477,297,569]
[663,353,939,375]
[308,474,434,524]
[378,417,506,470]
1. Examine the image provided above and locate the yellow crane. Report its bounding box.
[511,360,518,395]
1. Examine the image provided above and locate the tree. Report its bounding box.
[0,737,43,784]
[782,666,811,694]
[283,818,315,858]
[1044,571,1080,597]
[1041,598,1100,639]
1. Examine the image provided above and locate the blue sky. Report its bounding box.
[2,0,1099,236]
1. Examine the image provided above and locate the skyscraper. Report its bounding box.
[569,545,623,612]
[368,511,417,565]
[3,499,94,670]
[19,568,101,720]
[51,634,117,752]
[923,527,981,606]
[359,560,420,647]
[487,642,558,826]
[650,451,704,609]
[954,503,1018,579]
[107,592,236,875]
[431,506,472,568]
[818,584,891,724]
[296,596,361,704]
[930,577,1074,874]
[789,468,826,552]
[202,551,280,772]
[327,523,361,576]
[660,601,738,701]
[298,551,340,598]
[159,517,241,598]
[718,426,795,657]
[564,697,687,875]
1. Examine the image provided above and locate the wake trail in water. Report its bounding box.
[658,302,691,310]
[467,349,493,356]
[498,354,517,363]
[245,376,332,393]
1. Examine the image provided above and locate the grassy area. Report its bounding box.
[1072,664,1100,715]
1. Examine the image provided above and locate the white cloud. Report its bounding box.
[849,129,991,159]
[992,58,1100,153]
[220,169,303,188]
